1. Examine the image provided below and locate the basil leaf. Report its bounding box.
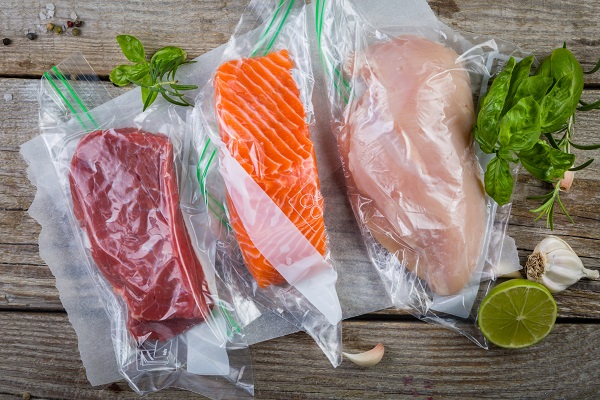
[514,75,554,104]
[151,46,186,67]
[540,75,576,133]
[502,55,534,114]
[484,157,514,206]
[550,48,583,83]
[518,141,575,182]
[498,96,541,151]
[116,35,146,63]
[129,62,150,81]
[534,55,552,78]
[550,47,583,114]
[497,148,518,163]
[475,57,516,153]
[535,48,584,133]
[109,64,133,87]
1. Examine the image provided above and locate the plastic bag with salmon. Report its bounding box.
[315,0,525,346]
[190,0,343,366]
[35,55,254,397]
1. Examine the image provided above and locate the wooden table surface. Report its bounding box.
[1,1,599,399]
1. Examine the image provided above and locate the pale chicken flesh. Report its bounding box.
[342,35,486,295]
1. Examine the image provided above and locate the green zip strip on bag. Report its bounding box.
[251,0,295,57]
[215,300,243,337]
[315,0,351,104]
[43,65,99,132]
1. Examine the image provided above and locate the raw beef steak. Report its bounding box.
[69,128,211,342]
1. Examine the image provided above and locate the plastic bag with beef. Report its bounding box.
[35,55,253,397]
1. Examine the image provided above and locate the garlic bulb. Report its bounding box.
[525,236,599,293]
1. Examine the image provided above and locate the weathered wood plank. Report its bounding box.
[431,0,600,82]
[0,209,41,244]
[0,78,129,151]
[0,0,246,77]
[0,243,43,265]
[0,79,39,150]
[0,79,129,209]
[0,0,600,84]
[0,265,62,310]
[0,312,598,399]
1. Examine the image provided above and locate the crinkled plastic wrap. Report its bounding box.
[316,0,523,346]
[191,0,343,366]
[35,55,254,397]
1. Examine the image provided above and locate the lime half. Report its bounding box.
[478,279,557,349]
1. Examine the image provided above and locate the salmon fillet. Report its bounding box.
[343,36,486,296]
[214,49,327,288]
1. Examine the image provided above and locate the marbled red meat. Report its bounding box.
[69,128,212,342]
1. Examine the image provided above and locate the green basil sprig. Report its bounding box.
[109,35,197,111]
[474,47,599,228]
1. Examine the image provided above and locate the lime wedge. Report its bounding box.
[478,279,557,349]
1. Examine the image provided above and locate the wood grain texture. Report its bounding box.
[1,1,600,398]
[0,312,598,399]
[0,0,246,77]
[430,0,600,83]
[0,0,599,82]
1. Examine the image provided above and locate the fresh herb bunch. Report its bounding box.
[474,47,600,229]
[109,35,197,111]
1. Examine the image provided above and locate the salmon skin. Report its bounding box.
[214,49,327,288]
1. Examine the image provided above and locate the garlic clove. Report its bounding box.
[540,274,570,293]
[343,343,384,367]
[534,235,572,254]
[543,268,583,292]
[547,249,585,270]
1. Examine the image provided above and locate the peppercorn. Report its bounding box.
[67,21,73,28]
[46,22,54,31]
[74,20,83,28]
[26,32,36,40]
[72,28,81,37]
[53,26,63,34]
[2,38,10,46]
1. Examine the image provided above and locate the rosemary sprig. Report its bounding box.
[528,184,574,230]
[578,98,600,111]
[531,108,597,228]
[109,35,198,110]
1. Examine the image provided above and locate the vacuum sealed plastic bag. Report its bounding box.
[191,0,343,366]
[315,0,524,346]
[35,55,253,397]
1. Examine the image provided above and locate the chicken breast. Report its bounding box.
[342,35,486,295]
